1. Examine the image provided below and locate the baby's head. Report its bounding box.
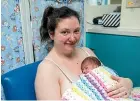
[81,56,101,74]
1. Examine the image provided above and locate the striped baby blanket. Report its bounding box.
[62,66,133,101]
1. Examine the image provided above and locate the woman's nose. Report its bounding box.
[69,33,76,41]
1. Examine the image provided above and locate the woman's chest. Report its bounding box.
[61,58,83,75]
[60,77,72,96]
[59,68,80,96]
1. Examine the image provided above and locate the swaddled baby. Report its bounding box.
[80,56,139,101]
[81,56,118,91]
[62,57,134,101]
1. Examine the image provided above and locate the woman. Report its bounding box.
[35,6,133,100]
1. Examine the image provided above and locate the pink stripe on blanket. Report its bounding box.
[89,71,108,91]
[85,74,108,100]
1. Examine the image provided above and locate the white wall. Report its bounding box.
[84,3,120,30]
[120,0,140,30]
[85,3,120,22]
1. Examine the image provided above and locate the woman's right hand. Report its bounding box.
[107,75,133,98]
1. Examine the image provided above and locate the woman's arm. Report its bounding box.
[35,61,61,100]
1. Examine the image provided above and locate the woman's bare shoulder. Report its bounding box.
[35,59,59,79]
[38,59,55,71]
[81,47,97,57]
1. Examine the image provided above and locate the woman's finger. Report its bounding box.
[108,88,120,96]
[107,83,122,93]
[108,86,124,97]
[123,92,129,98]
[111,75,121,82]
[111,91,127,98]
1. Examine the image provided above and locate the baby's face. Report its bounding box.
[82,62,98,74]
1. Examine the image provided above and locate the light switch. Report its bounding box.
[126,0,140,8]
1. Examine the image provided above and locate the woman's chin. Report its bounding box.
[64,45,75,53]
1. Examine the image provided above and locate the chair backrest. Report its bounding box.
[1,61,41,100]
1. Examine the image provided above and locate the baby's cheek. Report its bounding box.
[88,68,91,71]
[86,69,90,73]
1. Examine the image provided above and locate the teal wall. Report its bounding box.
[86,32,140,87]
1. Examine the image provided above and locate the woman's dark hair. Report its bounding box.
[40,6,80,44]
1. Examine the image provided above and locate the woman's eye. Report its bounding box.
[61,31,69,35]
[74,30,80,34]
[85,67,88,70]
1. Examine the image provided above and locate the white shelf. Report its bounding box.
[86,24,140,37]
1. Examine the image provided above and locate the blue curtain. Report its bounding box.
[30,0,85,61]
[1,0,25,99]
[1,0,25,74]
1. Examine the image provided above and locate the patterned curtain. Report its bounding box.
[1,0,25,99]
[29,0,84,61]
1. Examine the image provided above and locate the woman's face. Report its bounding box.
[51,16,81,54]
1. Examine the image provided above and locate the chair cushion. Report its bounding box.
[1,61,41,100]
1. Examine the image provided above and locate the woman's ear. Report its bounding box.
[49,32,54,40]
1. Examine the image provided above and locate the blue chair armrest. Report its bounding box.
[1,61,41,100]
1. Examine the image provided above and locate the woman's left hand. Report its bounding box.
[107,75,133,98]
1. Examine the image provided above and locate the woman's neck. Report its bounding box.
[52,47,77,59]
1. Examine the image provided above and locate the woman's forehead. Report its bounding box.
[56,16,80,29]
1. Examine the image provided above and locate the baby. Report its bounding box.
[81,56,101,74]
[63,56,138,101]
[81,56,120,95]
